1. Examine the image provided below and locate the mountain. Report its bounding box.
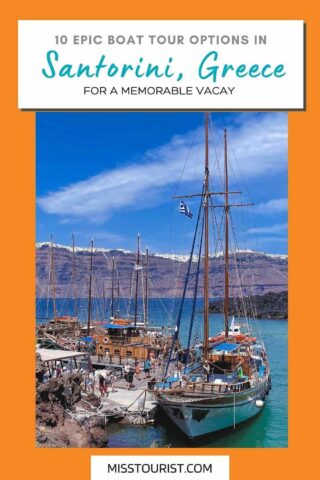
[36,243,287,298]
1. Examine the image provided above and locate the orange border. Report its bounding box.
[2,2,319,480]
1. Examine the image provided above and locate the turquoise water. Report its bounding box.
[36,298,288,448]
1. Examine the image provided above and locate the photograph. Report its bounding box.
[35,111,288,448]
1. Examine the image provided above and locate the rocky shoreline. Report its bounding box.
[36,355,108,448]
[209,291,288,319]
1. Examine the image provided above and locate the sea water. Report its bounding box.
[36,297,288,448]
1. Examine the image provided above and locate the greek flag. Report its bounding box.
[193,333,201,347]
[179,201,193,218]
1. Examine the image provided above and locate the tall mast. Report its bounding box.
[224,129,230,338]
[134,234,141,327]
[50,235,57,320]
[116,276,120,316]
[87,239,94,335]
[144,247,149,326]
[102,280,106,320]
[203,113,210,360]
[72,233,78,317]
[111,257,115,318]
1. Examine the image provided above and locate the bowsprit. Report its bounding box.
[196,86,236,95]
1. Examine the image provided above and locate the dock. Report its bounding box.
[87,359,179,422]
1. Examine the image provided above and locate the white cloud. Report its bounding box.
[247,222,288,234]
[38,112,287,222]
[258,237,288,243]
[90,231,124,243]
[254,197,288,214]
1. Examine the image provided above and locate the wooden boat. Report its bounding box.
[152,114,271,439]
[94,235,172,361]
[37,234,81,338]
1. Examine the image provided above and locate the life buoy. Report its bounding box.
[97,344,105,354]
[75,331,80,337]
[103,337,109,344]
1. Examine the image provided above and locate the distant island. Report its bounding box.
[209,291,288,319]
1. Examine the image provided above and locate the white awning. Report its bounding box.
[36,348,89,362]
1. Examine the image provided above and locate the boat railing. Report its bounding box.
[184,380,252,394]
[103,334,166,347]
[152,378,253,394]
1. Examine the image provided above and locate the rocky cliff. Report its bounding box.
[36,243,287,298]
[209,290,288,319]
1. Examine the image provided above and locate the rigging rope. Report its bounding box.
[164,187,204,376]
[185,211,205,369]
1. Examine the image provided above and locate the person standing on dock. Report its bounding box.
[135,362,141,381]
[127,368,134,389]
[110,373,117,393]
[144,358,152,378]
[105,371,112,395]
[149,351,156,371]
[98,374,107,397]
[124,362,130,377]
[123,362,131,385]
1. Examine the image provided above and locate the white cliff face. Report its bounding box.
[36,242,132,255]
[36,242,287,298]
[36,242,287,262]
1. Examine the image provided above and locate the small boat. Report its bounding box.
[152,113,271,439]
[209,318,256,344]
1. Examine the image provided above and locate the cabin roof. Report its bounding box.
[212,343,240,352]
[54,316,79,323]
[103,323,135,329]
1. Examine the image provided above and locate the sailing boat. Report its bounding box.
[96,234,171,361]
[152,114,271,439]
[109,233,144,326]
[37,235,81,339]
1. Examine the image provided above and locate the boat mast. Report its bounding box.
[87,239,94,335]
[224,129,230,338]
[144,247,149,326]
[102,280,106,320]
[111,256,115,318]
[72,233,78,317]
[203,113,210,360]
[50,235,57,320]
[116,275,120,316]
[134,234,141,327]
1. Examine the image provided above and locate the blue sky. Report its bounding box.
[36,112,288,254]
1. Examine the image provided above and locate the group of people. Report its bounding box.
[123,352,163,389]
[123,361,146,389]
[40,364,73,383]
[95,371,117,397]
[39,363,119,398]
